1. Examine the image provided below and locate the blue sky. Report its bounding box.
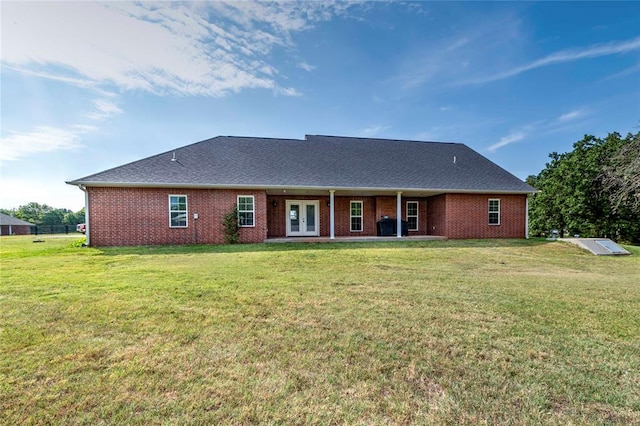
[1,1,639,211]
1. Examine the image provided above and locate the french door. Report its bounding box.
[286,200,319,236]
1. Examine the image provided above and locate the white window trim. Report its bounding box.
[350,200,363,232]
[406,201,419,231]
[237,195,255,228]
[169,194,188,228]
[489,198,500,226]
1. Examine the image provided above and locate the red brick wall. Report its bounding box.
[427,194,447,236]
[335,196,377,236]
[375,196,397,220]
[434,193,527,239]
[266,196,286,238]
[88,187,267,246]
[0,225,32,235]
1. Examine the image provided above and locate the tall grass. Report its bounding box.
[1,236,639,424]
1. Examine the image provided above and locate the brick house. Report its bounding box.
[0,212,35,236]
[67,135,535,247]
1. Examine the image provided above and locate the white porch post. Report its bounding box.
[80,185,90,246]
[8,209,14,235]
[329,190,335,239]
[396,191,403,238]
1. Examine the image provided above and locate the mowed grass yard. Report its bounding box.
[1,236,639,425]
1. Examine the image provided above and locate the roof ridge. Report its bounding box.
[222,135,303,142]
[306,134,461,145]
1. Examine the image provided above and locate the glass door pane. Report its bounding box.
[306,204,316,232]
[286,200,319,237]
[289,204,300,232]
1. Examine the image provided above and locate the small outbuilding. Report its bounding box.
[0,212,35,236]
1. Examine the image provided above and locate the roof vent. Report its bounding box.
[171,152,178,162]
[453,156,457,164]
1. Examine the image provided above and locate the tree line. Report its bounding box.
[526,131,639,244]
[1,202,85,226]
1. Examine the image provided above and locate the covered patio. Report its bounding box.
[266,188,440,240]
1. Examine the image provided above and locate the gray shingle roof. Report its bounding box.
[67,135,535,193]
[0,212,35,226]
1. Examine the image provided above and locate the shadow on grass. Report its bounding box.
[96,238,555,256]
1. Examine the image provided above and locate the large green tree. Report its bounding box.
[63,208,85,226]
[41,209,70,226]
[2,203,85,226]
[14,202,54,225]
[601,132,640,215]
[528,131,639,243]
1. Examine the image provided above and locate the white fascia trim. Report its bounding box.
[66,181,535,194]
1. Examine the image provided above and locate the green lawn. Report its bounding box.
[1,236,639,425]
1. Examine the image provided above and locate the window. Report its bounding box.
[406,201,418,231]
[488,199,500,225]
[238,195,255,227]
[350,201,363,232]
[169,195,188,228]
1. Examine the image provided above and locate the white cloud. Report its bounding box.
[600,62,640,81]
[2,65,101,90]
[487,107,590,152]
[556,110,583,123]
[394,10,640,93]
[488,131,526,152]
[0,125,94,163]
[85,99,124,121]
[445,38,470,52]
[1,1,356,98]
[298,62,316,72]
[461,36,640,85]
[361,125,390,137]
[275,87,303,97]
[1,1,363,164]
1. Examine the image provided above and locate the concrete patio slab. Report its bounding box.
[266,235,447,244]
